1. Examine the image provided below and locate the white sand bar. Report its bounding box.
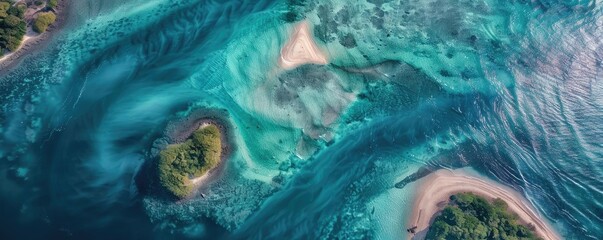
[408,168,561,240]
[278,21,328,70]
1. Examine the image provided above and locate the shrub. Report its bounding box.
[158,125,222,198]
[6,34,22,51]
[0,2,10,13]
[33,12,56,33]
[48,0,58,8]
[3,15,22,27]
[7,3,26,18]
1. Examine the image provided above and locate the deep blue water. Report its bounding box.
[0,0,602,239]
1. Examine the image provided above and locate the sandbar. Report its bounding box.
[408,168,560,240]
[278,21,328,70]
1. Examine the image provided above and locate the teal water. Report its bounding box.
[0,0,602,239]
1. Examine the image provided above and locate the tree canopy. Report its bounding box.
[158,124,222,198]
[33,11,56,33]
[48,0,58,8]
[0,0,26,53]
[425,192,541,240]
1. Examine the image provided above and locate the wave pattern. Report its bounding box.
[0,0,601,239]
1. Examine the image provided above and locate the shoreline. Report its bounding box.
[408,168,560,240]
[0,0,70,72]
[278,20,328,70]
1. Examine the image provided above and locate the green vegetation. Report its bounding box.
[158,124,222,198]
[0,1,26,54]
[33,12,56,33]
[0,0,61,56]
[48,0,58,9]
[426,192,541,240]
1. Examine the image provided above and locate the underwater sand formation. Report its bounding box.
[278,21,328,70]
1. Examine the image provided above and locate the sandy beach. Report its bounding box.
[278,21,328,70]
[408,168,560,240]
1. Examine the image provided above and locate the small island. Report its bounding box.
[407,169,560,240]
[1,0,59,60]
[158,123,222,199]
[425,192,540,239]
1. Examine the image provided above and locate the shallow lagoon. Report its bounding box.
[1,0,602,239]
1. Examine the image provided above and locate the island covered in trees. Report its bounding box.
[158,124,223,199]
[0,0,58,56]
[426,192,541,240]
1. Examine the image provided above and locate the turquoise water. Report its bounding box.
[0,0,601,239]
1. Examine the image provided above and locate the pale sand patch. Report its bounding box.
[408,168,560,240]
[278,21,328,70]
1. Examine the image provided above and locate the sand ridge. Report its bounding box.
[408,168,561,240]
[278,21,328,70]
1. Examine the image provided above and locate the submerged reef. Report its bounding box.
[158,124,222,199]
[1,0,602,239]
